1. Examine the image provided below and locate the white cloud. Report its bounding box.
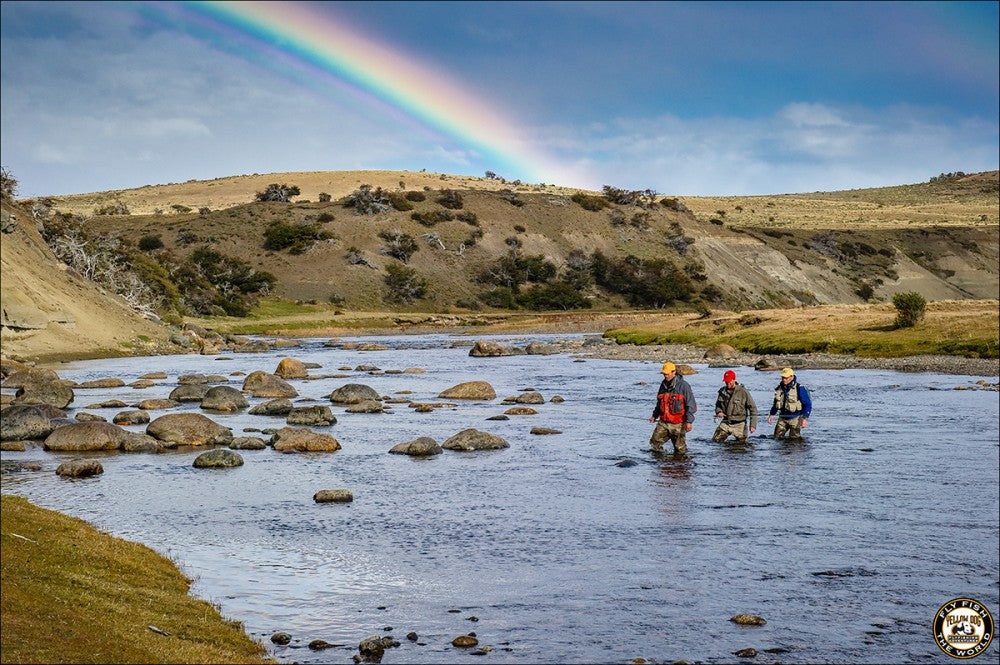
[537,104,999,195]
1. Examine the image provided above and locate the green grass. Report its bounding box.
[1,495,274,664]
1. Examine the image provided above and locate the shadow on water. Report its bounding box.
[1,332,998,664]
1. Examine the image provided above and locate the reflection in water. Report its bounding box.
[1,333,998,665]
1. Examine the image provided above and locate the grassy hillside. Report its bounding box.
[1,495,273,664]
[20,170,999,317]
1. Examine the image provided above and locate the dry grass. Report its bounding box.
[604,300,1000,358]
[682,171,999,230]
[1,495,274,665]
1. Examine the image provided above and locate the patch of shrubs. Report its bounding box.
[571,192,608,211]
[345,184,391,215]
[138,234,164,251]
[893,291,926,328]
[602,185,658,208]
[387,192,414,211]
[411,210,455,226]
[263,221,334,254]
[378,229,419,263]
[404,190,426,202]
[255,184,300,203]
[456,211,479,226]
[436,189,464,209]
[94,200,130,216]
[384,263,428,304]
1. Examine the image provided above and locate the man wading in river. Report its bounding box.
[768,367,812,439]
[712,370,758,443]
[648,362,697,454]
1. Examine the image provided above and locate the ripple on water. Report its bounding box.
[1,336,997,664]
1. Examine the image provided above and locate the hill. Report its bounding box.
[1,197,172,364]
[26,170,1000,307]
[2,169,997,363]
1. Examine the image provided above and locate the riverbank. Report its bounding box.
[0,495,274,665]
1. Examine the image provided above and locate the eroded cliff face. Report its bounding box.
[1,200,170,364]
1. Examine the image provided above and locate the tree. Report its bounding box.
[255,183,300,203]
[384,263,428,304]
[893,291,926,328]
[1,166,17,200]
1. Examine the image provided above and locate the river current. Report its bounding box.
[2,333,998,664]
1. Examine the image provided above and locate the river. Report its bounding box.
[2,333,998,664]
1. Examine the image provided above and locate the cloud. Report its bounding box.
[539,103,999,195]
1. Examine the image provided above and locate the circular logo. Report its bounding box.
[934,598,995,659]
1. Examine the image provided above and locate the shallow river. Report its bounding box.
[2,333,998,664]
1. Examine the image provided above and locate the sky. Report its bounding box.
[1,1,997,199]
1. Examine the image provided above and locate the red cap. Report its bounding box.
[723,370,736,383]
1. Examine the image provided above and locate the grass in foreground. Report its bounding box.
[604,300,1000,359]
[1,495,274,665]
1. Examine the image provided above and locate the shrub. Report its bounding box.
[171,204,192,214]
[137,234,164,251]
[456,211,479,226]
[387,191,414,211]
[1,166,17,200]
[411,210,454,226]
[855,282,875,301]
[436,189,464,209]
[571,192,608,211]
[198,207,211,216]
[404,190,426,202]
[384,263,427,304]
[378,229,419,263]
[513,224,526,233]
[263,221,333,254]
[316,212,335,223]
[517,281,592,310]
[255,184,300,203]
[318,192,332,203]
[602,185,658,207]
[345,184,390,214]
[94,200,130,215]
[893,291,926,328]
[477,287,519,309]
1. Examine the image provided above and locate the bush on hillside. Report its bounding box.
[411,210,454,226]
[387,191,414,211]
[384,263,428,304]
[345,184,390,215]
[893,291,926,328]
[516,281,591,310]
[94,200,130,216]
[263,221,334,254]
[137,234,164,251]
[571,192,608,211]
[602,185,658,208]
[255,183,300,203]
[436,189,464,209]
[1,167,17,200]
[378,229,419,263]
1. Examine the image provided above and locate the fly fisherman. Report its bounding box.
[712,370,758,443]
[648,362,697,455]
[768,367,812,439]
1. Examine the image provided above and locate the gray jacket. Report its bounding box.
[714,383,758,429]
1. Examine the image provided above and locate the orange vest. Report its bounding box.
[657,392,686,424]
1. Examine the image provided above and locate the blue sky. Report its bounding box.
[2,1,997,198]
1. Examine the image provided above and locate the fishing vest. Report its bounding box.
[657,391,686,424]
[774,381,803,414]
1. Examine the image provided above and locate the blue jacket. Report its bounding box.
[769,378,812,419]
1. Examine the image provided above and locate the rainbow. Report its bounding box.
[151,1,581,185]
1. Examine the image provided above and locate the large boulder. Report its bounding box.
[1,405,54,440]
[2,367,61,388]
[389,437,442,456]
[270,426,341,453]
[275,358,308,379]
[193,449,244,468]
[200,385,249,412]
[121,431,166,453]
[43,422,129,451]
[514,392,545,404]
[329,383,380,404]
[168,384,211,402]
[13,380,74,409]
[242,371,298,398]
[287,405,336,426]
[146,413,233,447]
[438,381,496,400]
[442,429,509,451]
[249,398,293,416]
[468,341,515,357]
[55,459,104,478]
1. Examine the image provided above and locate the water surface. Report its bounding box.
[2,334,998,664]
